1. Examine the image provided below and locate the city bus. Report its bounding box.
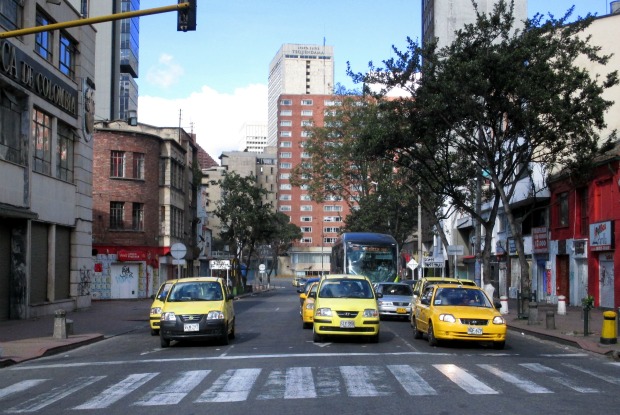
[330,232,399,282]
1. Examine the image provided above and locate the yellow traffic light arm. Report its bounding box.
[0,2,189,39]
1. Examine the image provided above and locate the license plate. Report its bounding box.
[340,320,355,328]
[467,327,483,335]
[184,323,199,332]
[396,308,407,314]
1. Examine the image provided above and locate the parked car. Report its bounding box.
[149,279,177,335]
[311,274,382,343]
[159,277,235,348]
[300,280,319,329]
[411,283,506,349]
[374,282,414,320]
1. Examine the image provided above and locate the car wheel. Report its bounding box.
[303,322,312,329]
[493,341,505,350]
[160,334,170,348]
[151,328,159,336]
[412,318,423,339]
[428,321,438,347]
[220,323,230,345]
[369,332,379,343]
[229,318,235,340]
[313,328,323,343]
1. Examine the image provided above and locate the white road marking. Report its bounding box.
[434,364,499,395]
[521,363,599,393]
[478,364,552,393]
[0,380,48,400]
[134,370,210,406]
[562,363,620,386]
[340,366,391,397]
[5,376,104,413]
[73,373,158,409]
[196,368,261,402]
[388,365,437,396]
[285,367,317,399]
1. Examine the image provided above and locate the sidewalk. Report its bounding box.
[1,292,619,368]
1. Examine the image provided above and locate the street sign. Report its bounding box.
[170,242,187,259]
[447,245,464,256]
[210,259,231,270]
[423,256,444,268]
[406,259,418,270]
[172,259,185,265]
[259,264,266,271]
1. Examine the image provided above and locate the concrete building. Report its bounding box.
[86,0,139,122]
[267,43,334,147]
[422,0,527,50]
[239,123,267,153]
[91,121,199,299]
[0,0,96,319]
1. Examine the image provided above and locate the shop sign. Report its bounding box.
[422,255,444,268]
[210,259,231,270]
[507,238,517,255]
[590,220,614,251]
[117,250,146,262]
[573,239,587,258]
[532,227,548,253]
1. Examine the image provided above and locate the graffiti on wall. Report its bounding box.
[116,265,135,283]
[78,265,92,296]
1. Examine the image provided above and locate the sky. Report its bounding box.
[136,1,612,161]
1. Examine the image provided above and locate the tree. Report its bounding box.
[261,212,302,278]
[350,1,618,306]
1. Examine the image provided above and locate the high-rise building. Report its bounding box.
[239,123,268,153]
[422,0,527,50]
[267,44,334,147]
[87,0,139,122]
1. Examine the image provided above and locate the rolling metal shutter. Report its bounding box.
[54,226,71,300]
[0,221,10,320]
[30,222,49,304]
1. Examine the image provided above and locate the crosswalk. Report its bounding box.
[1,361,618,412]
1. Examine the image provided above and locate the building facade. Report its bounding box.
[267,43,334,147]
[239,123,267,153]
[0,0,96,320]
[91,121,199,299]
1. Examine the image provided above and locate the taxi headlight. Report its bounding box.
[161,311,176,321]
[315,308,332,317]
[492,316,506,325]
[207,311,225,320]
[151,306,162,314]
[305,302,314,310]
[439,314,456,323]
[363,309,379,318]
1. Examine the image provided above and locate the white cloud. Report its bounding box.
[145,54,185,89]
[138,83,268,161]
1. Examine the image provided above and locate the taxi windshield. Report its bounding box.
[168,282,223,302]
[318,279,374,299]
[433,287,491,307]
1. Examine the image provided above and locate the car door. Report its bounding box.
[415,286,434,332]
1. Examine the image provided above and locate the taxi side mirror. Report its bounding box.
[420,298,430,306]
[308,292,316,299]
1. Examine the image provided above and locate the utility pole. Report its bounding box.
[0,3,192,40]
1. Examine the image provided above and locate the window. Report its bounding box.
[324,205,343,212]
[280,162,292,169]
[498,213,506,233]
[301,216,312,222]
[300,237,312,243]
[324,237,337,244]
[579,187,589,235]
[171,206,184,238]
[324,100,342,106]
[32,107,52,175]
[0,89,25,164]
[301,152,310,159]
[301,226,312,233]
[280,183,291,190]
[279,205,291,212]
[301,99,313,105]
[280,173,290,179]
[301,120,313,127]
[324,216,342,222]
[110,151,126,177]
[280,99,292,105]
[558,192,569,227]
[170,159,185,190]
[133,153,145,179]
[280,110,292,116]
[35,11,53,62]
[324,227,340,233]
[279,194,291,201]
[56,121,74,182]
[301,110,313,116]
[280,131,292,137]
[280,141,292,148]
[280,120,292,127]
[132,203,144,231]
[280,152,292,158]
[300,194,311,201]
[0,0,23,30]
[301,205,313,211]
[301,131,312,137]
[110,202,125,229]
[59,32,77,79]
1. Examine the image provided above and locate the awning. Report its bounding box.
[0,203,38,219]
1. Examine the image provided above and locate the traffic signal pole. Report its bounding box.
[0,2,190,40]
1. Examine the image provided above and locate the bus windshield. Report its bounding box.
[346,243,397,282]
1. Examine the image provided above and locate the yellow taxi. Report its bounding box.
[311,274,381,343]
[411,283,506,349]
[300,280,319,329]
[159,277,235,348]
[410,277,477,326]
[149,279,177,335]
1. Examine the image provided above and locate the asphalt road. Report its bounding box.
[1,284,619,415]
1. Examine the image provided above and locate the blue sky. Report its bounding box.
[136,1,611,159]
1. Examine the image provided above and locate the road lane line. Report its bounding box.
[478,364,552,393]
[5,376,105,413]
[388,364,437,396]
[73,373,158,409]
[434,364,499,395]
[521,363,598,393]
[196,368,261,402]
[134,370,210,406]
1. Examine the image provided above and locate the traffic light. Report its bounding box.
[177,0,196,32]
